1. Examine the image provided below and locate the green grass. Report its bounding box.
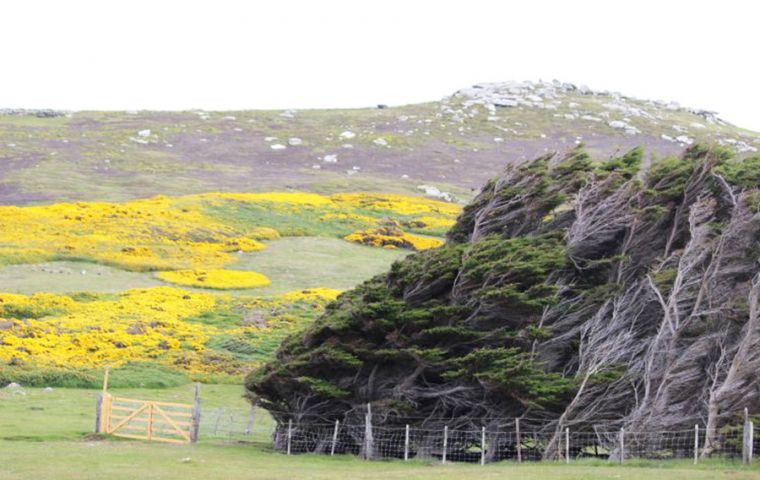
[231,237,409,295]
[0,261,163,294]
[1,385,759,479]
[0,238,408,296]
[3,441,759,480]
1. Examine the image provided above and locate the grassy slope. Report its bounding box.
[2,90,758,206]
[0,237,407,295]
[1,386,759,480]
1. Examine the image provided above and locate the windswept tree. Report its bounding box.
[246,145,760,459]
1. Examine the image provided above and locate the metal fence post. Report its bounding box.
[619,427,625,464]
[515,418,522,463]
[565,427,570,464]
[227,414,234,443]
[245,401,257,436]
[404,424,410,461]
[212,407,224,436]
[693,424,699,465]
[287,419,292,455]
[330,420,340,456]
[442,425,448,464]
[480,426,486,465]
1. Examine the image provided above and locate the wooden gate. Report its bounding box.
[96,368,200,444]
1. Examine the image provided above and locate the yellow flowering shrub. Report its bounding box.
[405,215,456,231]
[0,287,342,376]
[0,192,459,272]
[156,269,271,289]
[0,287,217,369]
[276,288,342,303]
[330,193,461,216]
[344,227,445,251]
[0,197,266,272]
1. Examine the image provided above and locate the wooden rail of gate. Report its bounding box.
[95,367,201,444]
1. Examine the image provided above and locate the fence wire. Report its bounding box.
[198,406,755,464]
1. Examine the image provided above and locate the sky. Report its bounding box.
[1,0,759,130]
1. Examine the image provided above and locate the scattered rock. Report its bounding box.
[417,185,455,202]
[137,129,151,137]
[323,154,338,163]
[43,387,54,393]
[5,382,21,389]
[373,138,388,146]
[270,144,287,150]
[339,131,356,139]
[287,137,302,146]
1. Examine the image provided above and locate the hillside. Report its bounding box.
[246,145,760,458]
[1,81,758,206]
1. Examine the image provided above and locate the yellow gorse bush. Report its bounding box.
[156,269,271,289]
[0,192,459,273]
[0,196,266,272]
[344,227,445,251]
[0,287,341,374]
[0,287,216,369]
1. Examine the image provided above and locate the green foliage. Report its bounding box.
[646,155,696,202]
[444,347,573,409]
[601,146,643,179]
[715,155,760,189]
[296,376,351,399]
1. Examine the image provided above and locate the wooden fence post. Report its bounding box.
[94,393,103,433]
[565,427,570,464]
[516,418,522,463]
[750,421,754,465]
[99,366,111,434]
[442,426,448,464]
[480,426,486,465]
[190,383,201,443]
[619,427,625,464]
[693,424,699,465]
[404,424,410,461]
[330,420,340,456]
[743,408,749,464]
[364,403,374,460]
[147,403,154,441]
[287,419,293,455]
[245,401,257,436]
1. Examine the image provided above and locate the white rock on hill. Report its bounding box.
[137,129,151,137]
[323,154,338,163]
[417,185,455,202]
[288,137,303,146]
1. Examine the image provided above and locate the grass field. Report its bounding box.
[0,237,407,295]
[2,385,760,479]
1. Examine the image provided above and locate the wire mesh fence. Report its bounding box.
[197,405,757,464]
